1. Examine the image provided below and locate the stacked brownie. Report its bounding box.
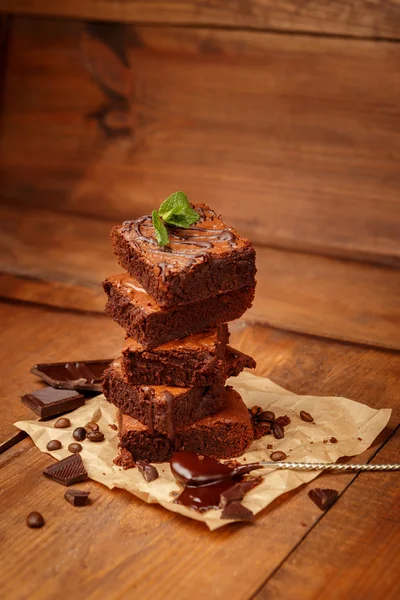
[102,203,257,465]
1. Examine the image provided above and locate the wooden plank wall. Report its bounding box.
[2,1,400,39]
[0,4,399,348]
[0,17,399,265]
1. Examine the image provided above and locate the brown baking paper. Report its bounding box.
[15,372,391,531]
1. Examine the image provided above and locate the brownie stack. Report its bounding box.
[102,203,257,465]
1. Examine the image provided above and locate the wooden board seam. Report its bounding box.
[2,9,400,43]
[248,423,400,600]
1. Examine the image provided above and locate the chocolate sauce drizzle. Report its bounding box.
[170,452,263,512]
[122,210,238,280]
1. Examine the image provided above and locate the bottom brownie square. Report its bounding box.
[116,386,254,464]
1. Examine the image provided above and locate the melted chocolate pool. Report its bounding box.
[170,452,263,512]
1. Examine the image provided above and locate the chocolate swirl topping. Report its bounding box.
[122,210,238,280]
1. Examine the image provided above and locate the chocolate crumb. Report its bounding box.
[308,488,338,510]
[357,437,362,441]
[137,461,159,483]
[109,424,118,431]
[54,417,71,429]
[267,444,273,450]
[300,411,313,423]
[221,501,254,521]
[329,437,338,443]
[275,415,291,427]
[27,511,45,528]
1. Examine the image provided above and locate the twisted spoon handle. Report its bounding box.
[259,461,400,471]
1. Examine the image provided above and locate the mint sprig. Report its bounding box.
[151,210,170,247]
[152,191,200,246]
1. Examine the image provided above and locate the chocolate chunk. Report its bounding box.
[221,501,254,521]
[270,451,287,462]
[258,410,275,422]
[68,443,82,453]
[87,431,105,442]
[329,437,338,443]
[54,417,71,429]
[64,489,90,506]
[27,511,45,528]
[300,411,313,423]
[22,388,84,419]
[43,453,88,486]
[275,415,291,427]
[30,359,113,392]
[137,461,159,482]
[219,483,247,508]
[272,423,284,439]
[86,422,99,432]
[72,427,87,441]
[308,488,338,510]
[46,440,62,451]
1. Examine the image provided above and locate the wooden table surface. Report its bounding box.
[0,275,399,599]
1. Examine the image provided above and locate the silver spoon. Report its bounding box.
[259,461,400,471]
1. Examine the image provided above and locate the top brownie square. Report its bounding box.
[111,203,256,307]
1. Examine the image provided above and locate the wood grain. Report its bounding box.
[0,316,399,600]
[1,205,400,350]
[1,1,400,39]
[0,301,124,448]
[256,430,400,600]
[1,18,400,265]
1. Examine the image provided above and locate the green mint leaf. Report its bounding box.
[163,212,200,228]
[151,210,170,247]
[158,191,200,228]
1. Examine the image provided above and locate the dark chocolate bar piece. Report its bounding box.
[43,454,88,486]
[30,359,113,392]
[22,387,85,418]
[111,203,257,307]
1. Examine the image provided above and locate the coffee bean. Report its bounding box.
[300,411,313,423]
[272,423,285,439]
[72,427,87,442]
[270,451,287,462]
[86,422,99,432]
[46,440,62,451]
[27,511,45,528]
[87,430,104,442]
[258,410,275,422]
[54,417,71,429]
[68,443,82,453]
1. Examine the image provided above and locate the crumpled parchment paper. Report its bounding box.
[15,372,391,530]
